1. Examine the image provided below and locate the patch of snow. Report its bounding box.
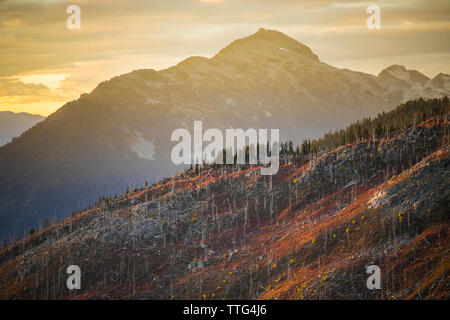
[225,98,236,106]
[386,68,411,83]
[145,97,159,105]
[264,110,272,117]
[279,47,289,52]
[180,120,188,129]
[131,135,155,161]
[144,81,162,89]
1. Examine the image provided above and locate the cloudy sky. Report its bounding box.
[0,0,449,116]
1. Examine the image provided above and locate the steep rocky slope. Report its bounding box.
[1,28,449,241]
[0,117,448,300]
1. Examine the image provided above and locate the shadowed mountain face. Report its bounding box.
[0,28,449,240]
[0,112,44,147]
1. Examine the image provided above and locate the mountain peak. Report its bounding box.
[379,64,430,86]
[256,27,268,33]
[430,73,450,90]
[212,28,319,63]
[384,64,407,72]
[433,72,449,79]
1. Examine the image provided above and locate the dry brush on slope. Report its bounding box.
[0,117,448,300]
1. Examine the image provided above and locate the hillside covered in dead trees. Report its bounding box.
[0,97,449,300]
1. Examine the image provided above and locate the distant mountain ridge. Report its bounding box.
[377,64,449,100]
[0,111,44,146]
[0,28,449,241]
